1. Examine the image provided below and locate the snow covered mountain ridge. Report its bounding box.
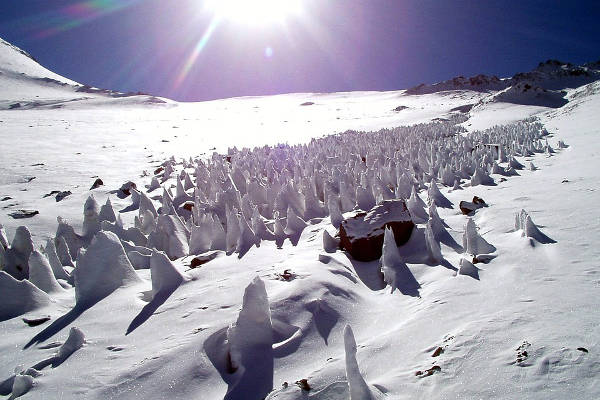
[1,36,598,108]
[406,59,600,95]
[0,37,168,110]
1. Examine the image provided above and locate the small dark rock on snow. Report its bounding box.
[90,178,104,190]
[472,196,486,205]
[8,210,39,219]
[459,196,487,215]
[416,365,441,377]
[295,379,311,391]
[23,316,51,327]
[117,181,137,198]
[190,257,209,269]
[154,166,164,175]
[56,191,72,202]
[43,190,60,198]
[276,269,296,281]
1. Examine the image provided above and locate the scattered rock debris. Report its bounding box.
[516,341,531,364]
[416,365,441,377]
[432,347,444,357]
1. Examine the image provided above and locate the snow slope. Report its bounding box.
[0,38,167,110]
[1,38,599,400]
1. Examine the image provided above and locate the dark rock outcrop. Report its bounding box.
[339,200,414,261]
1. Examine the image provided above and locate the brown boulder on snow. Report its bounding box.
[339,200,414,261]
[459,196,487,215]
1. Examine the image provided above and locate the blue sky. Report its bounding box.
[1,0,599,101]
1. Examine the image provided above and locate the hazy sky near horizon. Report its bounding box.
[1,0,599,101]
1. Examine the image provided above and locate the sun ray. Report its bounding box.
[205,0,303,26]
[172,16,222,91]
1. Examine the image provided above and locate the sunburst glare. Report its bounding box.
[204,0,304,25]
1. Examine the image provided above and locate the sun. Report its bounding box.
[205,0,303,25]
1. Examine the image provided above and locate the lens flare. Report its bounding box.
[172,16,221,90]
[205,0,303,25]
[8,0,143,39]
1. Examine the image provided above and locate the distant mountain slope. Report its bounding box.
[0,38,78,84]
[406,59,600,95]
[0,37,168,110]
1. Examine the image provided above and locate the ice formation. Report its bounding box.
[82,195,101,238]
[225,277,273,400]
[380,227,420,295]
[1,226,34,280]
[344,325,374,400]
[515,209,555,244]
[425,220,443,264]
[28,250,64,293]
[43,239,70,281]
[0,271,50,321]
[8,116,543,264]
[427,179,452,208]
[149,250,186,297]
[458,257,480,279]
[72,231,140,306]
[147,215,189,260]
[322,229,340,253]
[9,374,34,400]
[463,218,496,255]
[56,235,74,268]
[98,197,116,223]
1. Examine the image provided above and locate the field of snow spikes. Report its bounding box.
[0,114,563,399]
